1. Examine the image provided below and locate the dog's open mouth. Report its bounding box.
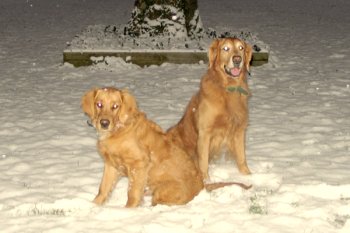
[224,65,241,77]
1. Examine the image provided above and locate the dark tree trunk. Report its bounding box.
[125,0,204,39]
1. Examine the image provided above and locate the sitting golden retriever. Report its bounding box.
[167,38,253,180]
[82,87,250,207]
[81,87,204,207]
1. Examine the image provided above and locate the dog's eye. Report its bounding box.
[96,102,103,108]
[112,104,119,110]
[239,45,244,50]
[223,46,230,51]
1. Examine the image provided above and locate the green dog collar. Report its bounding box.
[226,86,249,96]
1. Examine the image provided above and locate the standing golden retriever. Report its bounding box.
[82,87,251,207]
[167,38,253,180]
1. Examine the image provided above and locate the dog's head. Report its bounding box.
[81,87,138,135]
[208,38,252,78]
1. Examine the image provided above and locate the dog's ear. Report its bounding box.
[244,42,253,72]
[119,90,138,124]
[81,89,97,119]
[208,39,220,68]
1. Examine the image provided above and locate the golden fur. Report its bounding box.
[82,87,204,207]
[167,38,253,180]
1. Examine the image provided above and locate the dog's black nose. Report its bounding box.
[233,56,242,64]
[100,119,110,129]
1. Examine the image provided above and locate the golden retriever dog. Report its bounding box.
[82,87,251,207]
[167,38,253,180]
[82,87,204,207]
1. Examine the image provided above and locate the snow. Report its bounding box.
[1,0,350,232]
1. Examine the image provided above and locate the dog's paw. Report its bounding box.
[203,173,211,184]
[93,195,106,205]
[239,166,252,175]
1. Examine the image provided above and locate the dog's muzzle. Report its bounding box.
[224,65,241,77]
[224,56,242,77]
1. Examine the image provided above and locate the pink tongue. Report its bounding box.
[231,68,241,76]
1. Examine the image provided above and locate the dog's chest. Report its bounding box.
[223,94,248,118]
[98,139,129,167]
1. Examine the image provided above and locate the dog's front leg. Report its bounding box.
[232,126,251,175]
[125,167,147,208]
[94,162,119,205]
[197,131,211,180]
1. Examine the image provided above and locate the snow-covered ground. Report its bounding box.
[1,0,350,232]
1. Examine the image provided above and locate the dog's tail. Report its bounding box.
[204,182,252,191]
